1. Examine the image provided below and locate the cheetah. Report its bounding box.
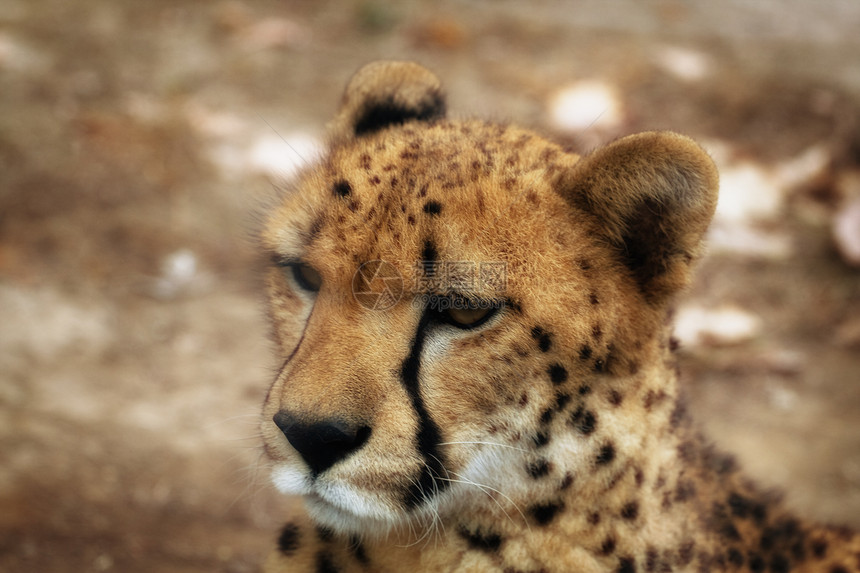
[259,61,860,572]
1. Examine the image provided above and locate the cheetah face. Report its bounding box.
[259,62,718,536]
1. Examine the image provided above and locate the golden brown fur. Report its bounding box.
[259,61,859,572]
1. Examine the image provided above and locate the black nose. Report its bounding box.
[272,411,371,476]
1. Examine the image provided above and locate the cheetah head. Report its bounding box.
[260,61,718,537]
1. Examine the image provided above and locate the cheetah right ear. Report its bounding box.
[329,61,447,140]
[556,132,719,305]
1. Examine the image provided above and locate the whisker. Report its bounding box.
[257,113,312,170]
[437,440,530,453]
[440,472,530,531]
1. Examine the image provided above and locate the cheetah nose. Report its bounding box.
[272,410,371,476]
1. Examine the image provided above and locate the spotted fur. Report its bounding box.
[259,61,860,572]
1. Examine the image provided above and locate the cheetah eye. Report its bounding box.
[274,258,322,293]
[291,263,323,292]
[446,306,494,328]
[431,295,502,329]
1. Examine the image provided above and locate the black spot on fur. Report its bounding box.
[316,526,334,542]
[349,536,369,565]
[548,363,568,385]
[645,547,658,572]
[609,390,623,406]
[579,345,593,360]
[678,541,695,566]
[677,441,695,462]
[829,567,849,573]
[533,431,550,447]
[643,390,659,411]
[332,179,352,197]
[675,479,696,503]
[669,399,687,428]
[618,557,636,573]
[770,554,790,573]
[749,553,765,573]
[527,459,551,479]
[790,540,806,562]
[309,217,323,240]
[579,385,592,395]
[554,393,571,412]
[277,523,300,555]
[423,200,443,215]
[594,358,606,373]
[531,326,553,352]
[600,536,617,555]
[571,406,597,436]
[316,551,338,573]
[621,501,639,521]
[739,498,768,525]
[458,526,502,552]
[560,472,574,490]
[353,91,446,136]
[596,443,616,465]
[811,539,827,559]
[529,501,564,525]
[727,548,744,567]
[588,512,601,526]
[539,407,554,425]
[697,551,713,572]
[710,502,741,541]
[579,411,597,433]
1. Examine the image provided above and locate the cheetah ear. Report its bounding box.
[557,132,719,304]
[329,61,447,139]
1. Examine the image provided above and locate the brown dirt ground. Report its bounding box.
[1,1,859,571]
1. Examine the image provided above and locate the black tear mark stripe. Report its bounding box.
[421,239,437,264]
[401,311,448,508]
[401,240,448,509]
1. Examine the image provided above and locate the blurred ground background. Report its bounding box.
[2,1,860,571]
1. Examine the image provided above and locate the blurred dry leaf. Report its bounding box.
[411,18,467,50]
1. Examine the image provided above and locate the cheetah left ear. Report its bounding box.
[328,61,447,140]
[557,132,719,304]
